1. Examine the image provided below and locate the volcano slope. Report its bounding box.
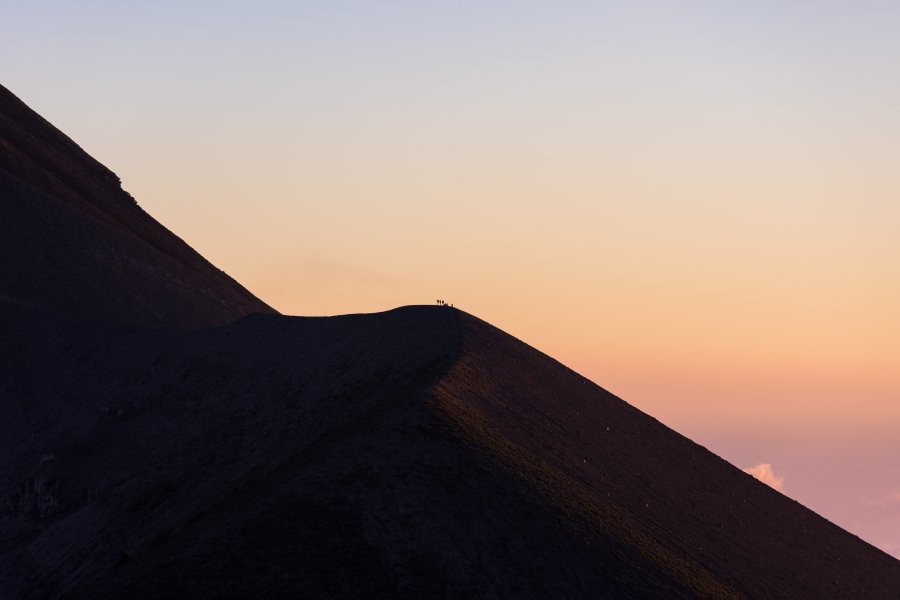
[3,83,900,598]
[0,83,274,327]
[2,302,899,599]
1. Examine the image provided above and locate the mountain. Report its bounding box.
[1,85,899,599]
[0,83,274,327]
[2,303,899,599]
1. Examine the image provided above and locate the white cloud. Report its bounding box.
[743,463,784,491]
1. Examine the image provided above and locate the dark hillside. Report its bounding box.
[2,83,899,599]
[0,84,274,327]
[0,303,693,599]
[432,313,900,599]
[1,304,898,598]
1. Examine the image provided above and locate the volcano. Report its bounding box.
[1,85,899,599]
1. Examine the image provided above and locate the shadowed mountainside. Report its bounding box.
[0,83,274,328]
[2,84,900,598]
[1,303,899,599]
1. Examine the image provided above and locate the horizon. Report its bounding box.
[5,2,899,557]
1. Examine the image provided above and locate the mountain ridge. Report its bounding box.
[0,83,275,328]
[2,302,899,598]
[2,83,899,598]
[436,310,900,597]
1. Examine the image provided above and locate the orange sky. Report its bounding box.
[5,1,899,556]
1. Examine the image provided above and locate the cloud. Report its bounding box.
[742,463,784,491]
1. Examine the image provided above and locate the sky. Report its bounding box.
[4,1,899,556]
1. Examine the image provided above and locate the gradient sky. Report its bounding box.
[5,1,900,556]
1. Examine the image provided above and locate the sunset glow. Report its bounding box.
[5,1,899,555]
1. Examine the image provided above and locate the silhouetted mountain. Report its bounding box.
[2,86,899,599]
[0,84,274,327]
[2,303,899,599]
